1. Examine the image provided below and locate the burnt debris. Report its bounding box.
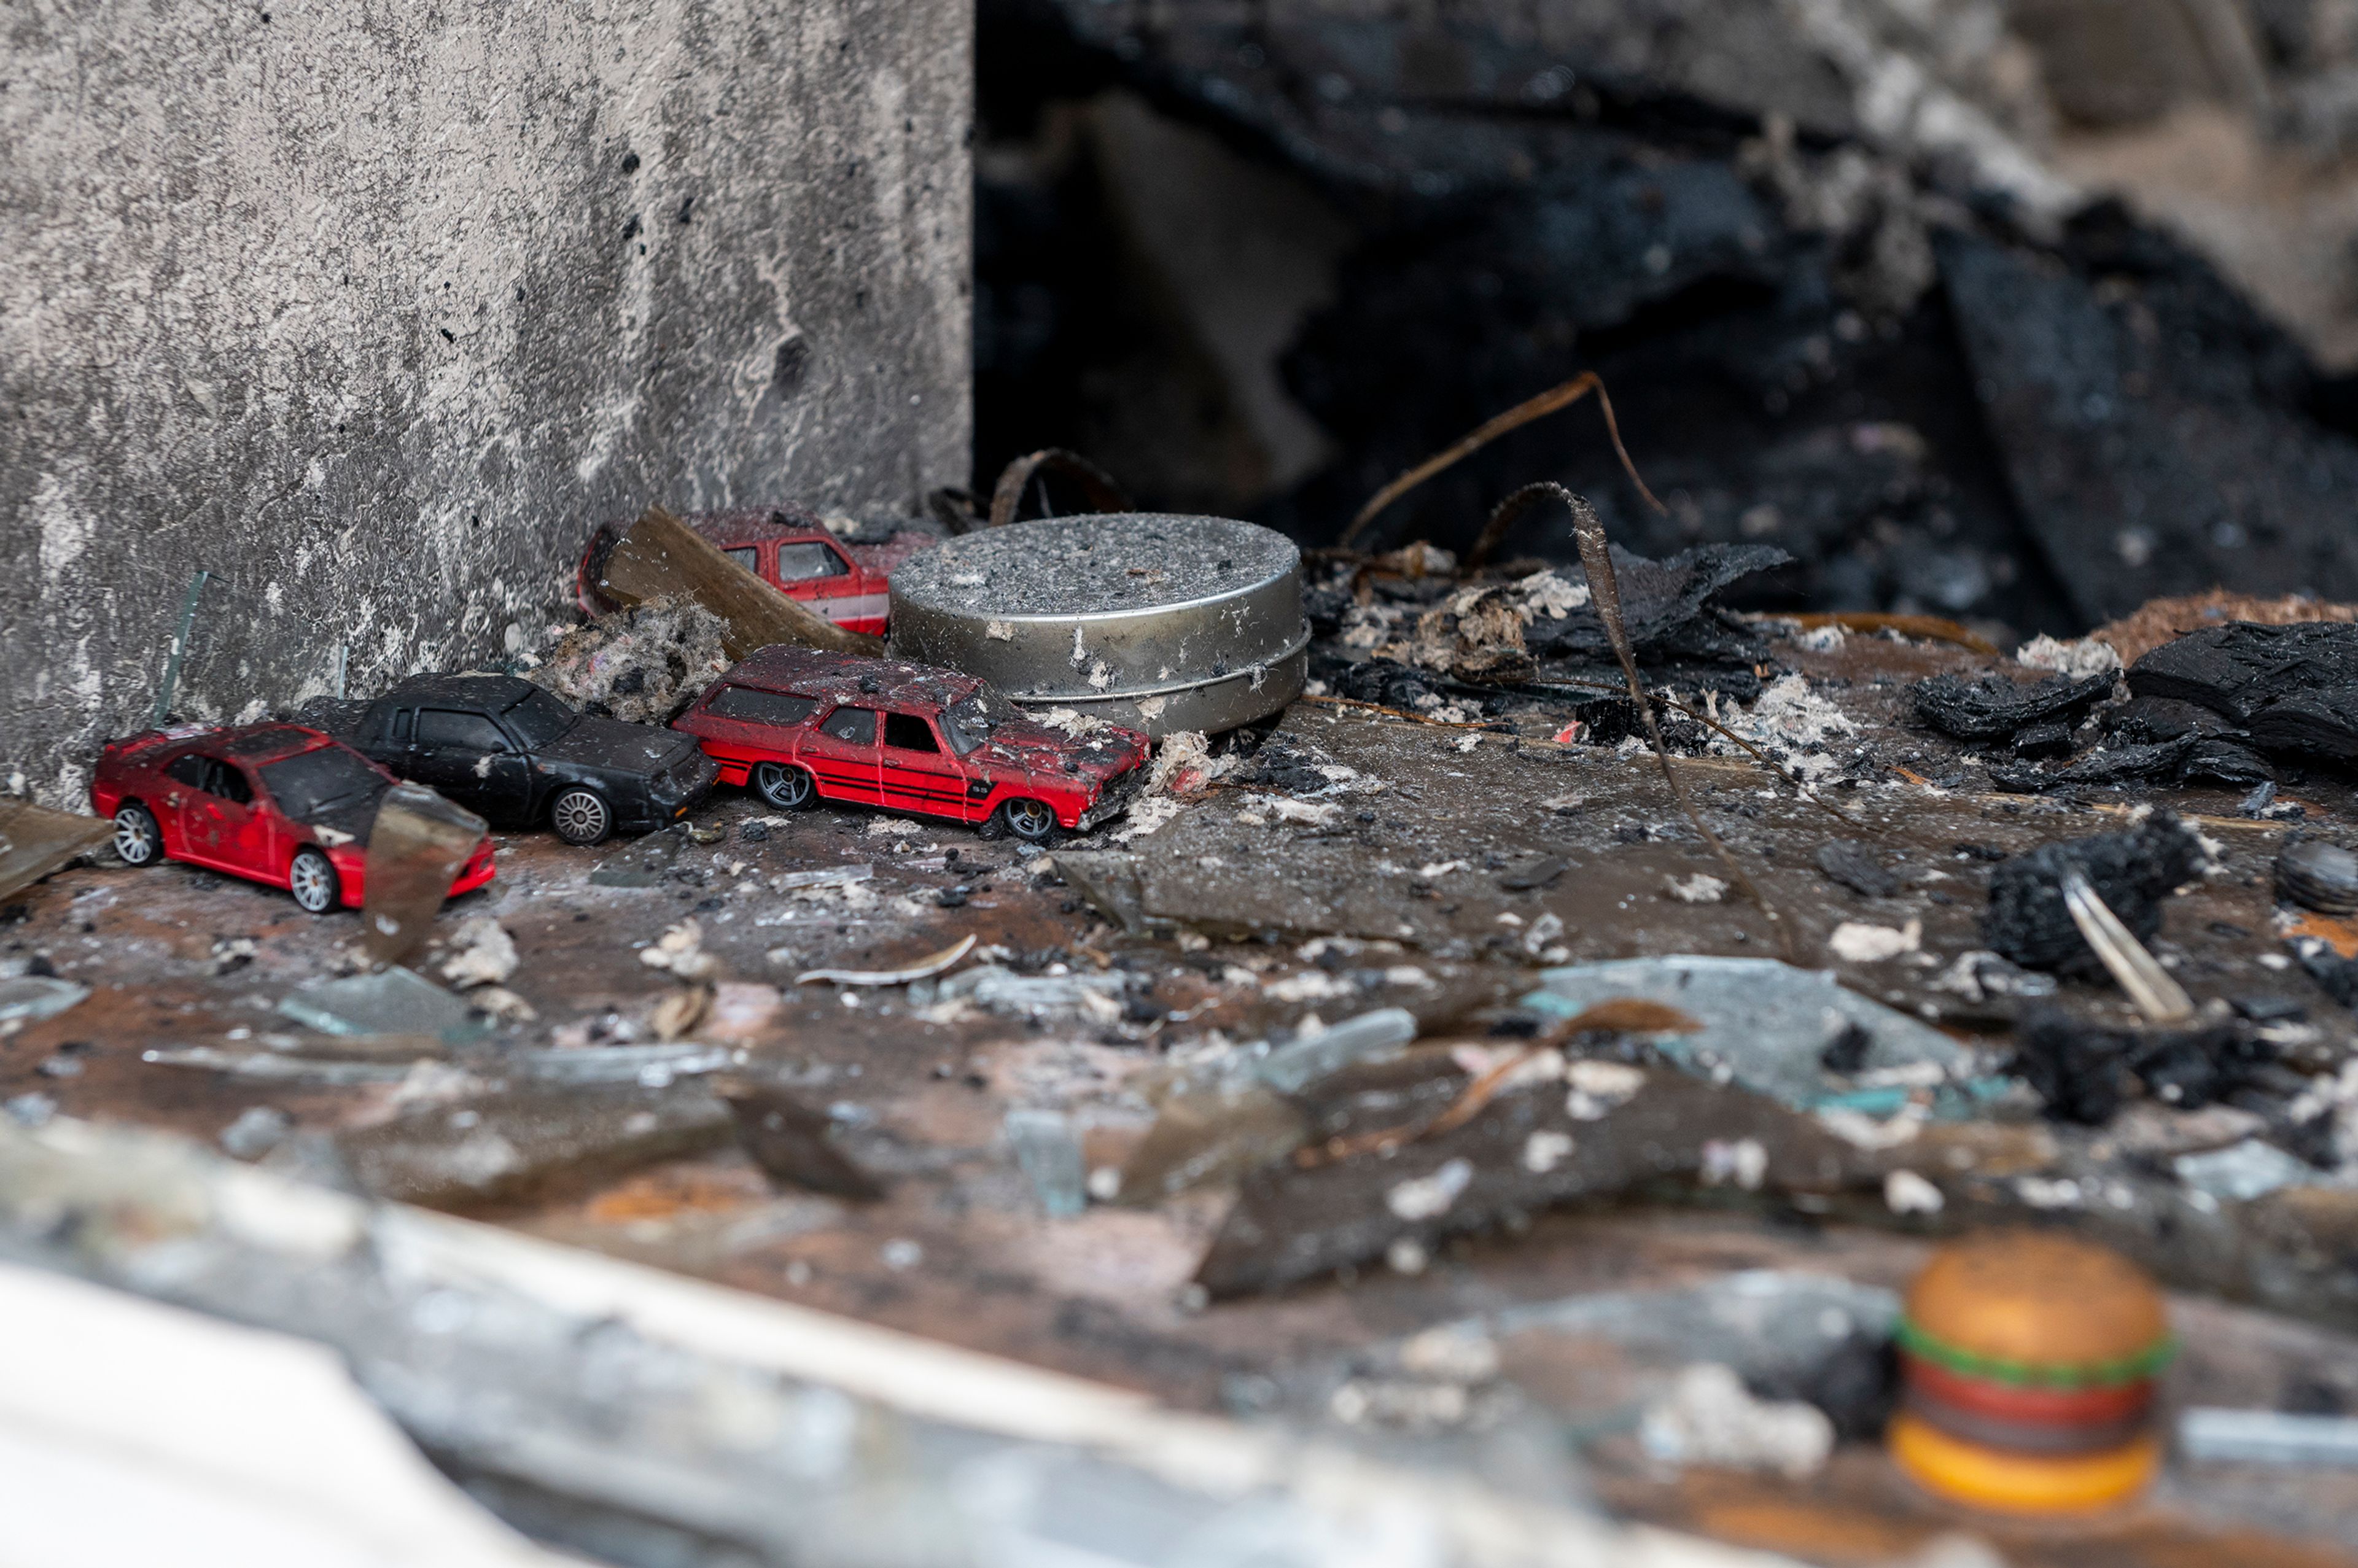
[1982,816,2205,975]
[2130,622,2358,766]
[2010,1007,2279,1125]
[1908,670,2114,745]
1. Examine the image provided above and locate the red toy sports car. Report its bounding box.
[671,648,1150,840]
[577,508,926,635]
[90,723,497,913]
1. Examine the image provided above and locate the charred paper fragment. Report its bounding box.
[717,1080,884,1200]
[0,798,112,902]
[277,966,489,1046]
[361,783,488,968]
[337,1084,734,1208]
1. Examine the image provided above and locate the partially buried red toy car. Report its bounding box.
[90,723,496,913]
[672,648,1149,840]
[577,507,922,635]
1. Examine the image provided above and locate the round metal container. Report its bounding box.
[887,514,1308,736]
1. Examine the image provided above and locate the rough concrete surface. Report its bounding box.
[1,1,971,804]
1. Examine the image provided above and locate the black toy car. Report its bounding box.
[298,674,717,844]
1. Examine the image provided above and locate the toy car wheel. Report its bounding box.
[997,798,1059,842]
[754,761,817,810]
[288,847,341,914]
[550,787,613,845]
[112,802,162,866]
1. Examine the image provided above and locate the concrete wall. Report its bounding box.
[2,0,971,805]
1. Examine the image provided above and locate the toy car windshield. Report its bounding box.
[259,746,389,822]
[940,690,1003,756]
[503,686,579,748]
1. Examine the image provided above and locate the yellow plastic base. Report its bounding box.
[1889,1413,2159,1514]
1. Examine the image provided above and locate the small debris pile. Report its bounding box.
[531,594,728,724]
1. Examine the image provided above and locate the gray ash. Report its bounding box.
[890,514,1295,615]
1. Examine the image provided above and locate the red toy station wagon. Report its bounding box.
[90,723,497,914]
[672,649,1150,840]
[577,508,919,635]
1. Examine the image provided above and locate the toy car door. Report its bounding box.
[675,685,819,785]
[173,755,271,874]
[879,711,970,819]
[769,540,851,600]
[800,705,883,803]
[411,708,531,820]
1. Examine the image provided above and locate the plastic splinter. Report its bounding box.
[362,783,488,969]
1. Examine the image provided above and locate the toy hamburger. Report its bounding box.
[1888,1231,2173,1513]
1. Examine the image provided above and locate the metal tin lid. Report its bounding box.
[887,514,1308,736]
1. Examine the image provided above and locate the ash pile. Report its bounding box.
[978,0,2358,637]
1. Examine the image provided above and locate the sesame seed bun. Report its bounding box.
[1902,1232,2170,1384]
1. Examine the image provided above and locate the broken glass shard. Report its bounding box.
[335,1084,734,1208]
[591,824,688,887]
[2173,1138,2316,1203]
[1256,1007,1418,1094]
[1527,957,1968,1114]
[937,964,1124,1021]
[0,799,112,902]
[774,863,874,891]
[1005,1108,1086,1217]
[0,976,90,1025]
[361,783,488,968]
[141,1049,428,1084]
[278,966,490,1046]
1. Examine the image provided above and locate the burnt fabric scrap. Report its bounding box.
[2130,623,2358,765]
[1909,670,2114,743]
[1983,817,2205,974]
[2011,1008,2279,1125]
